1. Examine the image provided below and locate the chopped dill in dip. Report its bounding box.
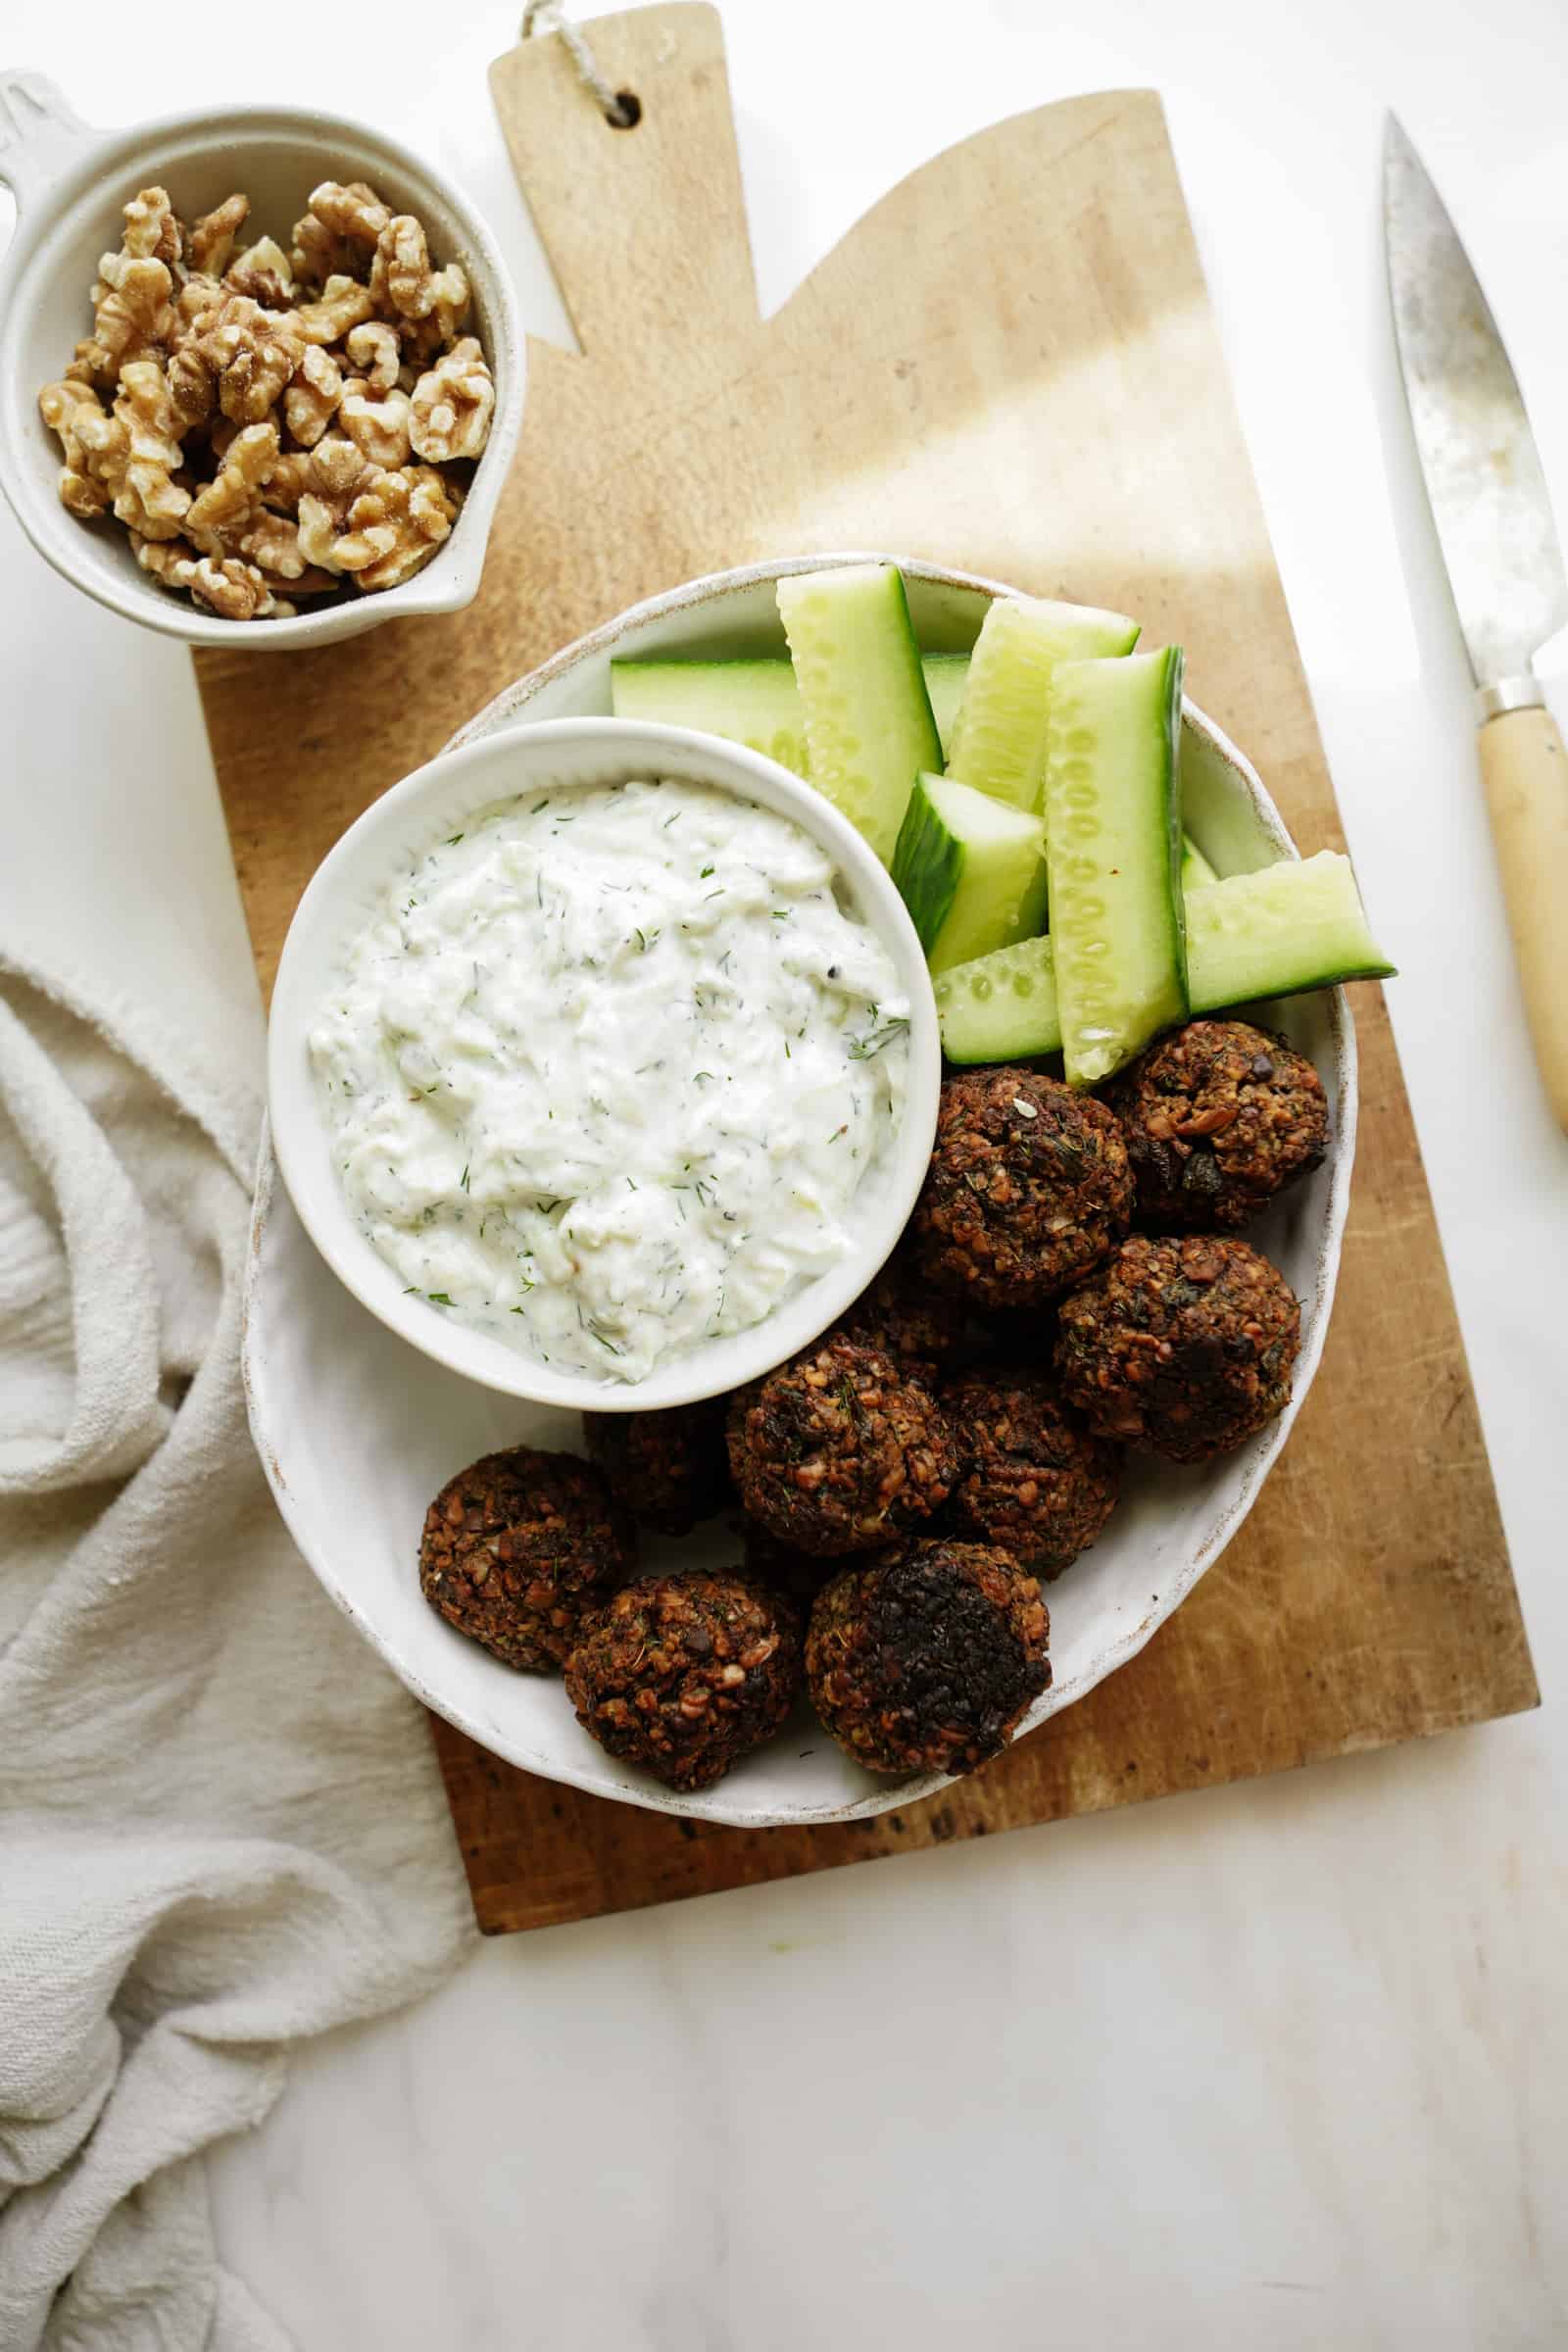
[310,778,909,1383]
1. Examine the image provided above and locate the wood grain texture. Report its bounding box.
[196,5,1538,1935]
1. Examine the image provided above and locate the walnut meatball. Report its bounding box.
[835,1232,968,1382]
[1054,1235,1301,1463]
[727,1336,957,1557]
[913,1066,1133,1311]
[806,1541,1051,1777]
[564,1573,801,1791]
[940,1367,1122,1579]
[1106,1018,1328,1232]
[582,1398,731,1536]
[741,1517,840,1610]
[418,1446,635,1673]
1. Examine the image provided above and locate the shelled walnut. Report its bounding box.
[409,338,494,465]
[295,439,458,590]
[39,174,496,621]
[282,345,344,448]
[37,380,125,518]
[339,379,413,469]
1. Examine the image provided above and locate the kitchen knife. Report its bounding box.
[1384,113,1568,1132]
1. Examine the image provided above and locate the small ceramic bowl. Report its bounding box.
[268,713,944,1412]
[0,71,522,649]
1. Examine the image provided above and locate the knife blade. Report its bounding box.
[1384,113,1568,1132]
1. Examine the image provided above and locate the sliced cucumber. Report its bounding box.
[923,653,969,760]
[1014,854,1049,941]
[1180,833,1219,892]
[608,652,972,774]
[946,594,1141,814]
[892,771,1046,975]
[934,850,1395,1063]
[1043,648,1188,1085]
[1184,851,1396,1005]
[610,658,812,776]
[935,933,1065,1063]
[776,564,941,864]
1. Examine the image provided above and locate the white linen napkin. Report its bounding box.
[0,951,474,2351]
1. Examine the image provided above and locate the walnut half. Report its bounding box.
[409,338,494,465]
[39,380,124,517]
[296,438,459,591]
[110,359,190,541]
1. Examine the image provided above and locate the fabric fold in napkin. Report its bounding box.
[0,952,474,2352]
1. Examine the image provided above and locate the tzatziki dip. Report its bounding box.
[310,778,909,1384]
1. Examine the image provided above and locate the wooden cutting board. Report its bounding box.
[196,5,1538,1934]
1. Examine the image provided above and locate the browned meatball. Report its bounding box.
[941,1367,1121,1579]
[419,1446,636,1673]
[913,1066,1132,1310]
[740,1517,840,1610]
[564,1573,801,1791]
[1054,1235,1300,1463]
[1106,1018,1328,1232]
[835,1232,968,1382]
[806,1541,1051,1777]
[582,1398,730,1536]
[727,1336,956,1557]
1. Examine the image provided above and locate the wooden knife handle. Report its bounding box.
[1479,704,1568,1133]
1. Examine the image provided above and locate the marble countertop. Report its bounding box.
[3,0,1565,2341]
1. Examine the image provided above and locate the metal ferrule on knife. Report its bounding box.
[1475,676,1547,724]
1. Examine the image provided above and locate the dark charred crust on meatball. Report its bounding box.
[419,1446,636,1673]
[836,1235,968,1380]
[1106,1018,1328,1233]
[1054,1235,1301,1463]
[727,1336,957,1557]
[564,1572,801,1790]
[806,1541,1051,1777]
[940,1368,1122,1579]
[913,1066,1133,1310]
[582,1398,731,1536]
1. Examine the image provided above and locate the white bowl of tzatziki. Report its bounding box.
[269,717,941,1409]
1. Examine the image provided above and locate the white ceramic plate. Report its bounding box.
[244,553,1357,1828]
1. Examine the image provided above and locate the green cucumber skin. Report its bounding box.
[892,772,1045,969]
[1044,647,1188,1086]
[928,821,1047,975]
[892,775,964,956]
[1156,654,1190,1026]
[945,595,1142,813]
[776,565,942,864]
[934,850,1395,1064]
[610,653,972,769]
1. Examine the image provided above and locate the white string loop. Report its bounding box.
[521,3,641,127]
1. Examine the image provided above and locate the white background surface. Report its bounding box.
[3,2,1566,2344]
